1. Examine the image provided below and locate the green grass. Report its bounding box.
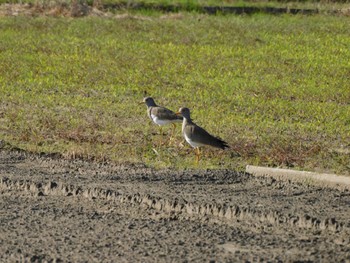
[0,13,349,174]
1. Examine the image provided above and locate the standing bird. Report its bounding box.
[176,107,229,163]
[142,97,183,141]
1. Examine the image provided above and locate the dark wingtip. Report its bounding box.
[216,137,230,149]
[213,137,229,150]
[221,142,230,150]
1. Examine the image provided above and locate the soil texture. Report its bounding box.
[1,150,350,262]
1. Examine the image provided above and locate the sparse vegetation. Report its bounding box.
[0,0,350,14]
[0,3,349,174]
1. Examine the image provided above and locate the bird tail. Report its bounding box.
[211,137,229,150]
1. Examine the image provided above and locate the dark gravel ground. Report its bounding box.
[1,150,350,262]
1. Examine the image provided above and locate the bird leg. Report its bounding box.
[167,123,176,146]
[158,124,177,146]
[159,125,173,146]
[158,126,165,146]
[171,123,176,138]
[194,147,201,164]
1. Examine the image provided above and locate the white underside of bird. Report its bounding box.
[151,114,175,126]
[184,133,205,148]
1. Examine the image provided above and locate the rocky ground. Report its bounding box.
[0,149,350,262]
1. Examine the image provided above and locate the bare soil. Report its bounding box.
[1,149,350,262]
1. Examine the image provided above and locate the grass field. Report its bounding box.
[0,6,349,174]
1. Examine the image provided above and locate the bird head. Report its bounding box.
[142,97,157,107]
[176,107,191,120]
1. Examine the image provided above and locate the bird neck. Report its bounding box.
[183,117,193,126]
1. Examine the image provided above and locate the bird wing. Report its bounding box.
[151,107,183,121]
[186,122,229,149]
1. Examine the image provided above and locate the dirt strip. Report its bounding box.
[246,165,350,191]
[1,150,350,262]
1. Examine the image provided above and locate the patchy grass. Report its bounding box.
[1,0,350,14]
[0,13,349,174]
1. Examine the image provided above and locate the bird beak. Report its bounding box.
[175,112,182,116]
[139,101,144,105]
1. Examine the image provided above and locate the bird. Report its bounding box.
[142,97,183,141]
[176,107,229,163]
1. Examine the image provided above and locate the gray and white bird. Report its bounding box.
[142,97,183,139]
[176,107,229,162]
